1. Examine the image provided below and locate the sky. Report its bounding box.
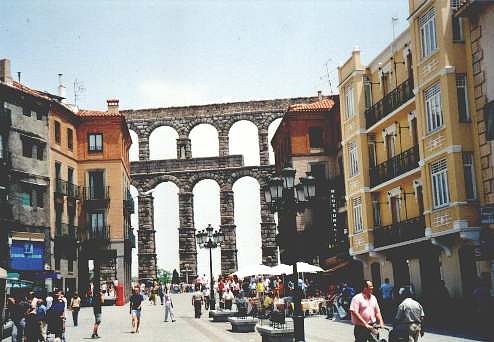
[1,0,409,278]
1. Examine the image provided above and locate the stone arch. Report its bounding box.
[149,125,179,160]
[139,174,182,194]
[185,118,222,136]
[228,120,260,166]
[129,129,140,162]
[223,113,264,133]
[147,120,182,137]
[261,112,285,131]
[189,123,219,158]
[268,118,283,164]
[233,176,262,270]
[187,173,226,192]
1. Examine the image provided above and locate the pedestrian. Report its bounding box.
[35,299,47,342]
[350,280,384,342]
[47,291,66,341]
[45,292,53,310]
[192,285,204,318]
[202,283,210,310]
[91,290,104,339]
[379,278,394,320]
[10,295,30,342]
[223,288,234,310]
[158,283,164,305]
[392,286,425,342]
[70,292,81,327]
[129,286,144,333]
[163,287,176,322]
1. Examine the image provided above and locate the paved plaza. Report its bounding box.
[27,294,481,342]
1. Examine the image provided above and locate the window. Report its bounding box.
[372,193,381,226]
[55,162,61,180]
[22,139,33,158]
[463,152,476,200]
[35,110,43,121]
[67,128,73,150]
[419,8,438,58]
[54,121,61,144]
[431,159,450,208]
[88,133,103,152]
[68,259,73,273]
[345,85,355,118]
[425,82,442,132]
[20,185,32,207]
[456,74,470,122]
[486,101,494,141]
[22,106,31,117]
[88,171,105,199]
[68,167,74,185]
[36,145,44,160]
[352,197,363,233]
[308,127,323,148]
[364,78,373,109]
[36,188,44,208]
[348,141,359,177]
[368,142,377,168]
[89,211,105,230]
[0,134,3,159]
[55,257,60,270]
[452,16,464,42]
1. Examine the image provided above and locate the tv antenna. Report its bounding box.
[73,79,86,105]
[323,58,334,95]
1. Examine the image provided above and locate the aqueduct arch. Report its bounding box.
[123,96,317,280]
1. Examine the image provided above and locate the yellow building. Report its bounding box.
[338,0,484,299]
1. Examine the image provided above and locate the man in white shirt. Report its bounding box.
[45,292,53,310]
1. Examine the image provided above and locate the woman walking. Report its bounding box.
[192,285,204,319]
[69,292,81,327]
[163,287,175,322]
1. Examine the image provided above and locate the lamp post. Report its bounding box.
[263,167,316,342]
[196,224,223,311]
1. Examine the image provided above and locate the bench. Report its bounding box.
[228,317,258,332]
[256,324,294,342]
[209,309,237,322]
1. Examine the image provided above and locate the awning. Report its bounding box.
[322,260,352,274]
[11,231,45,242]
[0,267,7,279]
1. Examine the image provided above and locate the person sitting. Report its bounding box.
[235,291,248,317]
[261,292,274,317]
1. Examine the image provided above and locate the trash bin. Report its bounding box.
[115,284,125,306]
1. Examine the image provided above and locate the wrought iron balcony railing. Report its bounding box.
[369,145,419,187]
[55,179,81,199]
[80,225,110,242]
[123,191,135,214]
[373,215,425,248]
[0,107,12,131]
[83,186,110,201]
[55,223,77,240]
[365,78,414,129]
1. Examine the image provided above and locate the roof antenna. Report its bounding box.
[73,78,85,106]
[17,71,21,83]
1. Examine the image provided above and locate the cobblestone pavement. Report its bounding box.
[46,294,485,342]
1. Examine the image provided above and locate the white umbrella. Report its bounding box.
[271,263,293,275]
[296,262,324,273]
[233,264,274,278]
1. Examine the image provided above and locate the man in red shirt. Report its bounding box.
[350,280,384,342]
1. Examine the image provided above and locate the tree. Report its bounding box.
[172,269,180,284]
[157,268,171,284]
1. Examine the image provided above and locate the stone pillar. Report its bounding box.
[260,187,278,266]
[220,187,237,275]
[138,133,150,161]
[219,134,229,157]
[258,128,270,166]
[176,137,192,159]
[138,194,157,280]
[178,191,197,279]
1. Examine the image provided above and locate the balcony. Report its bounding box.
[370,145,419,188]
[79,225,110,248]
[365,78,414,129]
[55,179,81,199]
[55,223,77,240]
[373,215,425,248]
[83,186,110,209]
[125,227,136,249]
[123,191,135,214]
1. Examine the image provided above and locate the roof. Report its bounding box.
[287,98,335,112]
[0,80,53,102]
[76,109,124,118]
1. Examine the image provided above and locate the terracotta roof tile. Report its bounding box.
[7,81,52,101]
[76,109,123,118]
[288,98,334,112]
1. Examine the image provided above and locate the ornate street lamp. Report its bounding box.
[196,224,223,310]
[264,167,317,342]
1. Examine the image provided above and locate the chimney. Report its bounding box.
[107,99,119,114]
[0,59,13,85]
[317,90,323,101]
[57,73,66,99]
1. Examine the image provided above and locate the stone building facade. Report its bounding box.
[123,96,319,280]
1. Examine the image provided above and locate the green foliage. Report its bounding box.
[157,268,171,284]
